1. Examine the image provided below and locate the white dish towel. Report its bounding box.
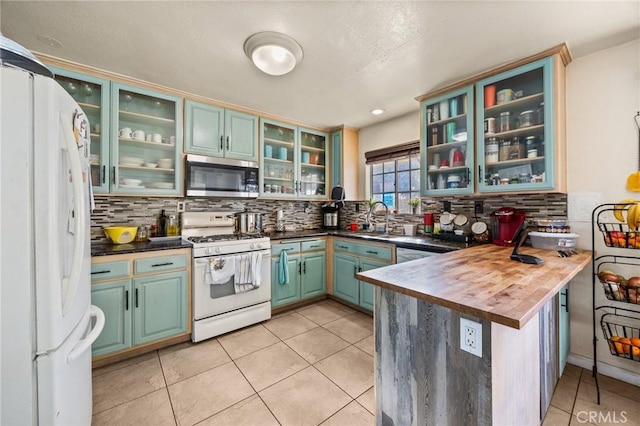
[234,252,261,294]
[208,256,235,285]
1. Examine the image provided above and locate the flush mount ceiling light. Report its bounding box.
[244,32,303,76]
[370,108,386,116]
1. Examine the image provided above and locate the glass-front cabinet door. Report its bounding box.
[52,68,110,193]
[261,119,297,198]
[111,83,183,195]
[420,85,475,196]
[475,57,554,192]
[298,128,327,199]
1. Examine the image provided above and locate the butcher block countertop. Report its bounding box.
[356,244,591,329]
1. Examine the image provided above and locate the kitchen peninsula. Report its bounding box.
[356,244,591,425]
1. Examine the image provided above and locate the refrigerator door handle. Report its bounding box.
[59,114,87,315]
[67,305,105,362]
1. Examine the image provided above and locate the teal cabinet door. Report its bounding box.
[331,130,342,188]
[225,110,258,161]
[184,100,224,157]
[558,285,570,375]
[133,271,187,345]
[333,253,359,305]
[359,258,387,311]
[91,279,132,356]
[271,256,301,307]
[301,252,326,299]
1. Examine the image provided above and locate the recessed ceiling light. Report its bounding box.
[370,108,386,116]
[36,35,62,48]
[244,32,303,76]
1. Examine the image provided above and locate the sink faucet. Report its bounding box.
[367,201,389,233]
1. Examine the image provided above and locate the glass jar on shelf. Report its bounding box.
[499,139,511,161]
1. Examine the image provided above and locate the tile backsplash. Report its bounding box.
[92,193,567,240]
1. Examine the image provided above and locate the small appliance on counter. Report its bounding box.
[490,207,526,246]
[322,185,346,230]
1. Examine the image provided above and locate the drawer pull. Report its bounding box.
[125,290,129,310]
[366,250,379,255]
[338,245,349,250]
[284,248,294,251]
[151,262,173,267]
[309,245,319,248]
[91,270,111,275]
[353,265,357,276]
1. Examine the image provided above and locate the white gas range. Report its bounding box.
[182,212,271,342]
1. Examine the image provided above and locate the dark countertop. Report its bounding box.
[91,239,192,256]
[267,229,466,253]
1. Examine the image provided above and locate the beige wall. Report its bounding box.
[566,38,640,381]
[358,38,640,383]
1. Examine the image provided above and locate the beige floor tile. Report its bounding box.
[196,394,279,426]
[562,363,584,381]
[550,373,580,413]
[580,371,640,404]
[92,388,175,426]
[297,302,353,325]
[542,405,571,426]
[284,327,350,363]
[573,381,640,426]
[570,414,597,425]
[263,312,318,340]
[315,346,374,398]
[323,299,357,315]
[159,339,231,385]
[92,351,158,377]
[354,335,374,356]
[217,324,279,359]
[259,366,351,426]
[235,341,309,391]
[323,314,373,344]
[168,363,255,426]
[93,356,166,414]
[321,400,374,425]
[356,387,375,415]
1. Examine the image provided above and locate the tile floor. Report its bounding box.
[92,299,640,426]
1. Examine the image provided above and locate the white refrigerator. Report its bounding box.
[1,49,105,424]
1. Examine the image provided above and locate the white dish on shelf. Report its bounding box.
[148,182,174,189]
[119,162,143,167]
[119,184,145,189]
[122,178,142,186]
[144,162,158,168]
[157,159,173,168]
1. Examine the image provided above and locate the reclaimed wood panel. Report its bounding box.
[358,245,590,329]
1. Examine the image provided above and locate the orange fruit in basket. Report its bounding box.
[632,346,640,359]
[630,337,640,347]
[619,337,632,354]
[610,336,623,353]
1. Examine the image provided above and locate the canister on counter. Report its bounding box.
[423,212,434,234]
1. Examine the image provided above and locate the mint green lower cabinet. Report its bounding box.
[301,252,326,298]
[333,253,360,305]
[271,256,301,307]
[91,279,132,356]
[558,285,570,376]
[133,271,188,346]
[359,258,386,310]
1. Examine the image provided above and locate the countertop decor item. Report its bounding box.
[103,226,138,244]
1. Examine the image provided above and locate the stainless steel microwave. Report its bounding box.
[185,154,259,198]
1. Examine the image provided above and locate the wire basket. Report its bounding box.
[600,311,640,362]
[598,222,640,249]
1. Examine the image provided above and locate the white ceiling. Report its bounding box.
[2,1,639,129]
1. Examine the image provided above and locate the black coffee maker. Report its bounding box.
[322,185,345,229]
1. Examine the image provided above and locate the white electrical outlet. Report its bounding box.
[176,201,185,212]
[460,318,482,357]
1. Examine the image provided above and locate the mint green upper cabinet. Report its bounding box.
[475,56,562,193]
[133,271,188,345]
[184,100,224,156]
[260,119,327,199]
[90,279,132,356]
[185,100,258,161]
[420,85,475,196]
[111,83,183,195]
[51,67,111,194]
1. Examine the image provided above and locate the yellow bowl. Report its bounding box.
[103,226,138,244]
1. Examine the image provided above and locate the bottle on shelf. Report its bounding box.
[158,209,168,237]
